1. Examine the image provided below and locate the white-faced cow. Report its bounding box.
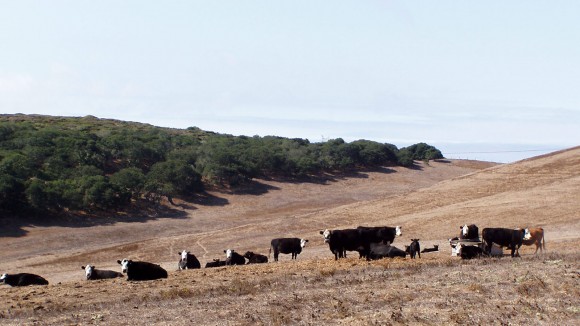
[459,224,479,240]
[482,228,530,257]
[522,227,545,254]
[368,243,407,259]
[204,258,226,268]
[269,238,308,261]
[178,250,201,270]
[0,273,49,286]
[456,243,485,259]
[320,229,364,260]
[243,251,268,264]
[224,249,246,266]
[408,239,421,259]
[81,265,123,280]
[117,259,168,281]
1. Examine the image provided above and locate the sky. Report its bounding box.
[1,1,579,163]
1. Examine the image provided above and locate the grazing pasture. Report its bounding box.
[0,148,579,325]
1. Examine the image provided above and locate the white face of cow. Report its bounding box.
[83,265,95,279]
[0,274,6,282]
[462,225,469,236]
[523,228,531,240]
[395,226,402,237]
[180,250,189,261]
[456,243,464,254]
[120,259,130,273]
[225,249,233,259]
[300,239,308,248]
[321,229,332,243]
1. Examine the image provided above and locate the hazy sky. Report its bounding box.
[2,1,579,163]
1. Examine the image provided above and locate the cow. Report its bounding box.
[456,243,485,259]
[368,243,406,259]
[81,265,123,280]
[421,244,439,253]
[481,228,530,257]
[269,238,308,261]
[408,239,421,259]
[0,273,49,286]
[357,226,402,259]
[243,251,268,264]
[117,259,168,281]
[178,250,201,270]
[320,229,364,260]
[459,224,479,240]
[224,249,246,266]
[204,259,226,268]
[521,227,545,254]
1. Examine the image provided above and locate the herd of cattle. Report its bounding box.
[0,225,545,287]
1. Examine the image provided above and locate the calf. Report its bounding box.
[204,259,226,268]
[368,243,407,259]
[224,249,246,266]
[521,227,545,254]
[482,228,530,257]
[0,273,49,286]
[457,243,484,259]
[117,259,168,281]
[81,265,123,280]
[408,239,421,259]
[178,250,201,270]
[243,251,268,264]
[269,238,308,261]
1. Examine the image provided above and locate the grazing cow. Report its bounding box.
[459,224,479,240]
[117,259,168,281]
[482,228,530,257]
[81,265,123,280]
[243,251,268,264]
[522,227,545,254]
[204,259,227,268]
[224,249,246,266]
[368,243,406,259]
[408,239,421,259]
[421,245,439,253]
[320,229,364,260]
[0,273,49,286]
[269,238,308,261]
[178,250,201,270]
[457,243,485,259]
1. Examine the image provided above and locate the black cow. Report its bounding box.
[421,244,439,253]
[459,224,479,240]
[81,265,123,280]
[117,259,168,281]
[482,228,530,257]
[368,243,407,259]
[408,239,421,259]
[357,226,402,259]
[0,273,49,286]
[204,259,227,268]
[243,251,268,264]
[178,250,201,270]
[457,244,485,259]
[269,238,308,261]
[320,229,364,260]
[224,249,246,266]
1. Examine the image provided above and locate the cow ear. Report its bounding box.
[81,266,85,270]
[117,260,121,264]
[319,230,323,234]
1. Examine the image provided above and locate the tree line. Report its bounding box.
[0,115,443,216]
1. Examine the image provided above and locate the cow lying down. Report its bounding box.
[81,265,123,280]
[1,273,49,286]
[117,259,168,281]
[368,243,407,260]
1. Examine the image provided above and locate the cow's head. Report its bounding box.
[411,238,419,243]
[117,259,131,273]
[523,228,532,240]
[243,251,254,259]
[0,274,6,283]
[224,249,234,259]
[81,265,95,280]
[320,229,332,243]
[461,225,469,236]
[300,239,309,248]
[179,250,189,262]
[456,243,464,255]
[395,226,402,237]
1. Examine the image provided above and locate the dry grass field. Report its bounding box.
[0,147,578,325]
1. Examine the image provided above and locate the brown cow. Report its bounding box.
[522,227,545,254]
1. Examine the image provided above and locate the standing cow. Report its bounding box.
[269,238,308,261]
[117,259,168,281]
[408,239,421,259]
[521,227,545,254]
[320,229,364,260]
[0,273,49,286]
[178,250,201,270]
[224,249,246,266]
[482,228,530,257]
[81,265,123,280]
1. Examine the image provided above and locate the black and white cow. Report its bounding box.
[178,250,201,270]
[459,224,479,240]
[368,243,407,259]
[0,273,49,286]
[269,238,308,261]
[456,243,485,259]
[408,239,421,259]
[117,259,168,281]
[482,227,530,257]
[243,251,268,264]
[81,265,123,280]
[224,249,246,266]
[320,229,364,260]
[204,259,226,268]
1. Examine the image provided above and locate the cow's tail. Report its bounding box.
[542,232,546,251]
